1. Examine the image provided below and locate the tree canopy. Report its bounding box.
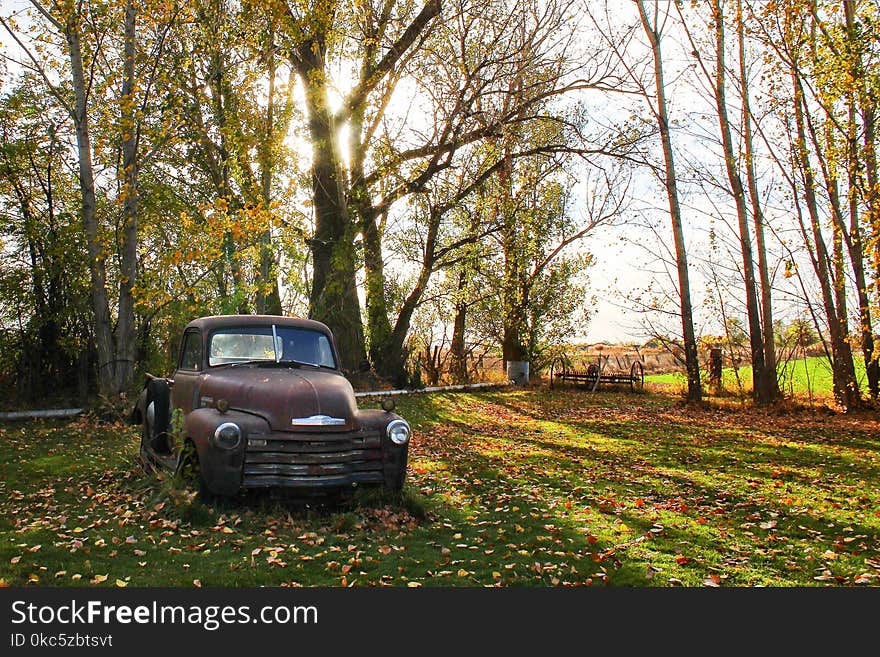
[1,0,878,410]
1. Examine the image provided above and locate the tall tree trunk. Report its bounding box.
[713,0,771,405]
[362,207,394,371]
[498,149,528,365]
[449,200,483,385]
[792,70,860,409]
[350,98,395,377]
[296,47,365,370]
[864,102,880,331]
[801,69,869,407]
[830,108,878,400]
[497,39,530,370]
[844,0,879,398]
[206,1,248,315]
[449,273,469,384]
[115,0,138,394]
[738,0,779,400]
[637,0,702,403]
[65,16,116,396]
[25,227,46,398]
[861,101,880,396]
[845,1,880,354]
[378,208,441,386]
[256,28,282,315]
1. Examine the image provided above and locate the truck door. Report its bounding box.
[172,328,204,441]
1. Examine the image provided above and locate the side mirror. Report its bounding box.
[381,397,395,412]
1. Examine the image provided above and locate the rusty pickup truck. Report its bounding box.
[132,315,411,496]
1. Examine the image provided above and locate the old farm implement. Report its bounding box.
[550,350,645,392]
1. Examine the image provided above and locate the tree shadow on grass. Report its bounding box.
[410,390,879,586]
[480,390,880,491]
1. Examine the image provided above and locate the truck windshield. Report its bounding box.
[208,326,336,369]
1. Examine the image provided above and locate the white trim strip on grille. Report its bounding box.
[290,414,347,426]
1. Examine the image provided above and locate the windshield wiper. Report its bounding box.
[277,359,308,368]
[216,359,266,368]
[295,361,337,370]
[271,359,335,370]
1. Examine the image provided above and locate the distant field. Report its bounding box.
[646,356,868,400]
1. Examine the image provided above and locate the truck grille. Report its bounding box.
[242,429,385,488]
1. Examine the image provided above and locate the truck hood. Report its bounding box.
[199,366,358,432]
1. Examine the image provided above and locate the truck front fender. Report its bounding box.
[357,409,410,491]
[184,408,270,496]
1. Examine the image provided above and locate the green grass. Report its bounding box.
[0,389,878,587]
[647,356,868,400]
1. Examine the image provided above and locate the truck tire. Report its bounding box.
[143,379,170,453]
[175,440,213,501]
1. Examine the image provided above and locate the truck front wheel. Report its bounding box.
[175,440,213,501]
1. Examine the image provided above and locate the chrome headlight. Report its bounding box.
[387,419,411,445]
[213,422,242,449]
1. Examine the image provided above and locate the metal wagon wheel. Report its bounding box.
[549,355,571,389]
[630,361,645,392]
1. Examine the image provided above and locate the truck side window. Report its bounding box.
[180,330,202,371]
